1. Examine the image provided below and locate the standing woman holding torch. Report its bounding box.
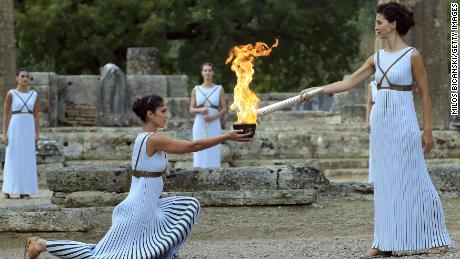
[300,2,450,257]
[190,63,228,168]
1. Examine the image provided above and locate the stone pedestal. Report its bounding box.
[97,64,132,126]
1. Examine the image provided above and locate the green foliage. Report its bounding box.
[15,0,374,92]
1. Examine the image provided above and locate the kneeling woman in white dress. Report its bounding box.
[190,62,228,168]
[2,68,39,199]
[24,94,250,259]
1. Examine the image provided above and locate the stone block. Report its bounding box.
[127,47,161,75]
[128,75,167,98]
[429,164,460,194]
[164,167,277,192]
[46,165,131,193]
[162,189,316,206]
[0,205,91,232]
[166,75,188,97]
[63,191,128,208]
[277,165,330,191]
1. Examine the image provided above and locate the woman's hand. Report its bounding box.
[35,135,40,146]
[365,122,371,134]
[204,115,216,123]
[299,86,323,102]
[200,107,208,115]
[2,134,7,146]
[224,130,252,142]
[422,130,434,155]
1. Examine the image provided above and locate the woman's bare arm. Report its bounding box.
[147,130,250,155]
[189,88,206,115]
[2,91,12,140]
[300,55,376,100]
[34,93,40,142]
[411,49,433,154]
[365,85,372,133]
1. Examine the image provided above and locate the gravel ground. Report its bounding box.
[1,196,458,258]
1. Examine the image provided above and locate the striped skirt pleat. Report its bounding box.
[47,179,200,259]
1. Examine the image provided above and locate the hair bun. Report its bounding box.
[132,97,143,117]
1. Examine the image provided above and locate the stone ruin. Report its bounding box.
[27,48,189,128]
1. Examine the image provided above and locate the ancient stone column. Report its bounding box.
[0,0,16,122]
[377,0,450,129]
[126,47,162,75]
[97,63,133,126]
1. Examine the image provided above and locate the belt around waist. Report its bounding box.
[196,105,219,110]
[132,170,164,178]
[12,111,33,115]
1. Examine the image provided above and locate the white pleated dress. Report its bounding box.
[370,47,451,251]
[2,90,38,195]
[192,85,222,168]
[46,132,201,258]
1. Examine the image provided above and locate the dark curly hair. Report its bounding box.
[132,94,164,122]
[16,68,28,76]
[376,2,415,36]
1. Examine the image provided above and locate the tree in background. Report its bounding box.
[15,0,374,92]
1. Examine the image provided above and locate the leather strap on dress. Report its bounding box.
[12,110,33,115]
[132,132,168,178]
[195,86,220,109]
[11,91,35,114]
[132,170,163,178]
[376,48,414,91]
[196,104,219,110]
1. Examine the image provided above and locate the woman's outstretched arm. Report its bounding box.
[148,130,250,154]
[300,55,376,100]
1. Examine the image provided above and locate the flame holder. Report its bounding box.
[257,88,323,116]
[232,123,257,138]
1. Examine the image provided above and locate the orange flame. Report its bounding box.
[226,39,278,125]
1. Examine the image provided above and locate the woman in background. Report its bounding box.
[2,68,39,199]
[190,63,228,168]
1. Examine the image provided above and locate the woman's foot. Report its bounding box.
[20,194,31,199]
[359,248,392,258]
[426,246,448,254]
[24,236,46,259]
[3,193,10,199]
[173,255,185,259]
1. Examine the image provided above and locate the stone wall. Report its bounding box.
[23,72,189,127]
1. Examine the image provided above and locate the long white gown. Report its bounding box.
[192,85,222,168]
[370,47,451,251]
[46,132,201,258]
[2,89,38,195]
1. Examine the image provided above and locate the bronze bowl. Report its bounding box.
[232,123,256,138]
